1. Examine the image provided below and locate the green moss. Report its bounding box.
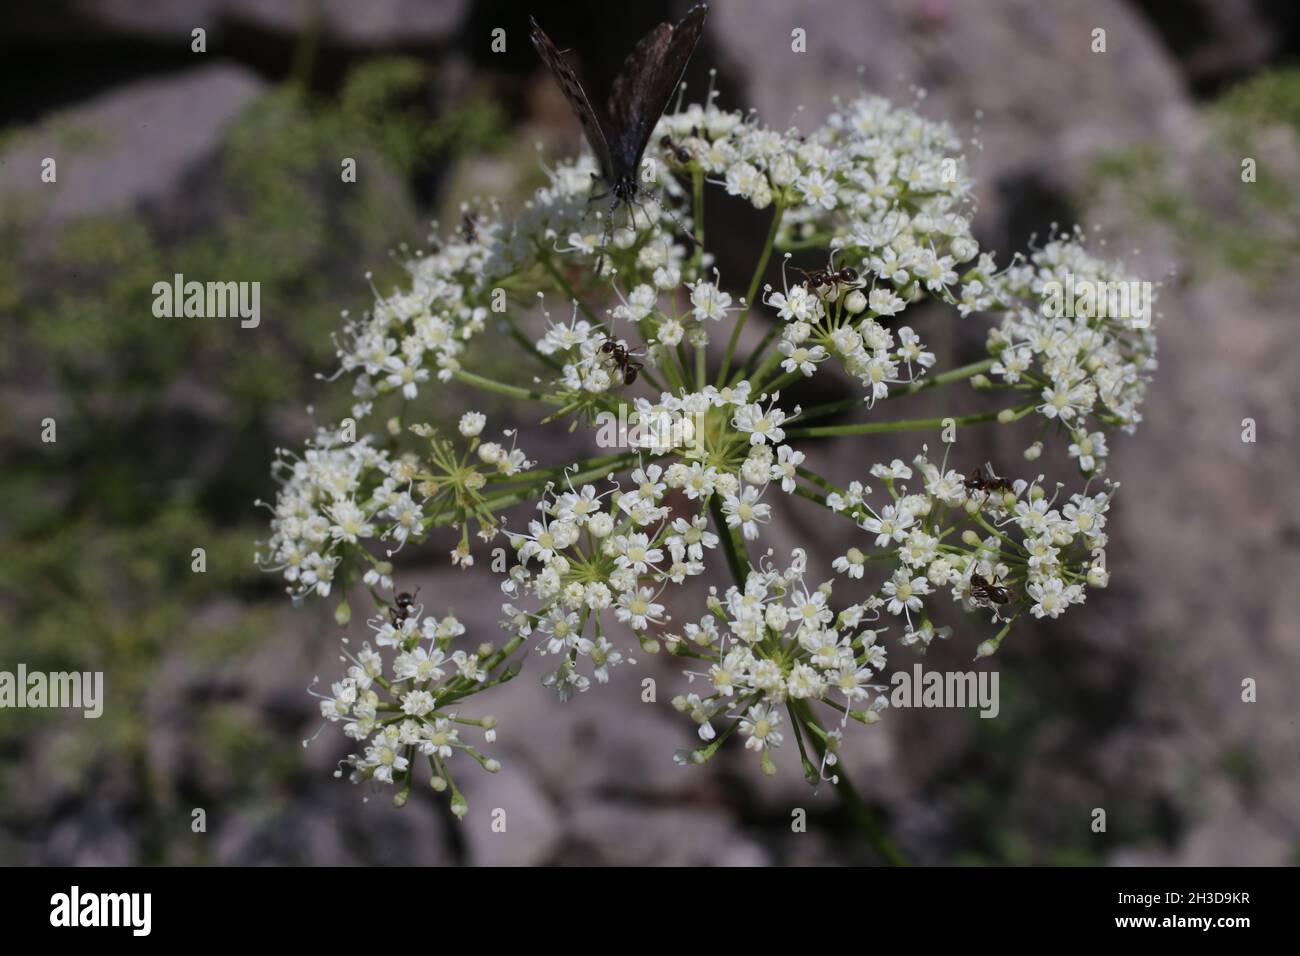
[1089,66,1300,287]
[0,57,507,861]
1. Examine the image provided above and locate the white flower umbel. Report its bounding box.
[308,604,504,814]
[261,92,1156,815]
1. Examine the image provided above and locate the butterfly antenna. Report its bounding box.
[641,193,701,250]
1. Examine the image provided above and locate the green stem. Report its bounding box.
[536,244,600,326]
[899,358,996,396]
[497,450,639,484]
[737,322,785,384]
[453,369,564,405]
[708,495,750,581]
[786,408,1004,439]
[718,199,784,385]
[795,701,909,866]
[425,453,642,529]
[502,315,562,372]
[747,349,787,394]
[756,368,803,398]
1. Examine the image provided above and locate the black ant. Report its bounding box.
[969,573,1011,606]
[660,135,691,165]
[600,340,643,386]
[963,463,1014,495]
[794,261,860,296]
[458,214,479,243]
[388,589,421,627]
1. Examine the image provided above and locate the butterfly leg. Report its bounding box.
[594,194,620,274]
[587,173,610,203]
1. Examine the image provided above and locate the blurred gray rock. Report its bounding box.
[0,63,264,231]
[459,762,561,866]
[561,801,770,866]
[4,0,468,49]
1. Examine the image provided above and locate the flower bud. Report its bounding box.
[844,289,867,314]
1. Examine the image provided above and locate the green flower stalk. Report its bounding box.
[258,92,1157,835]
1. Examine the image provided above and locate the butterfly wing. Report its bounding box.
[605,3,709,182]
[529,16,617,183]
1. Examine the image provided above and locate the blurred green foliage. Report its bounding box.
[0,58,505,862]
[1090,67,1300,283]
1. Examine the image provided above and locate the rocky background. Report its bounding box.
[1,0,1297,865]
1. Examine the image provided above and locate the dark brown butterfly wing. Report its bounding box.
[605,3,709,183]
[529,16,616,183]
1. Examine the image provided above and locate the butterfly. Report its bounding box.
[529,4,709,247]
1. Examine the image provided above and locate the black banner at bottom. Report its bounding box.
[0,865,1285,940]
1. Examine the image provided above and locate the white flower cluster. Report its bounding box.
[311,604,501,814]
[809,96,977,282]
[328,155,681,416]
[826,447,1113,652]
[262,89,1157,807]
[977,234,1159,474]
[257,430,404,600]
[335,230,493,410]
[669,548,889,778]
[765,268,935,404]
[257,418,533,598]
[500,462,717,698]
